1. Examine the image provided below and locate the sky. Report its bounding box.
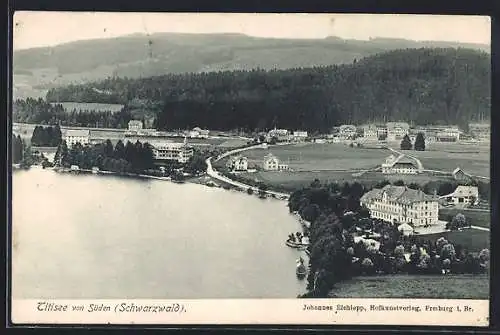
[13,12,491,50]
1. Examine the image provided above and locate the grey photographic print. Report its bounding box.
[10,12,491,326]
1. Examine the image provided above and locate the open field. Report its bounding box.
[243,143,389,171]
[237,170,458,192]
[51,102,125,113]
[439,208,490,228]
[422,229,490,252]
[329,274,489,299]
[404,142,490,177]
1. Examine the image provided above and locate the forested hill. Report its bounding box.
[44,47,490,132]
[15,33,489,76]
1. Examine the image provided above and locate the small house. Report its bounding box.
[452,167,474,183]
[263,153,280,171]
[128,120,143,132]
[292,131,308,142]
[440,185,479,206]
[227,155,248,172]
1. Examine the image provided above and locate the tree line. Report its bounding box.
[13,98,133,129]
[11,134,38,168]
[54,139,208,176]
[54,139,155,173]
[289,179,489,297]
[45,47,490,132]
[31,125,62,147]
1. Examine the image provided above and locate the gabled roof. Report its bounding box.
[393,162,417,168]
[360,185,436,205]
[453,185,479,198]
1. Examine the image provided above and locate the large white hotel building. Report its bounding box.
[150,140,194,164]
[360,185,439,227]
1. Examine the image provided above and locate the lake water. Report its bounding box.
[12,168,307,299]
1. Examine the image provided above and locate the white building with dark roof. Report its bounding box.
[227,155,248,171]
[150,138,194,163]
[381,155,418,174]
[440,185,479,206]
[64,129,90,147]
[360,185,439,227]
[128,120,143,132]
[338,125,357,140]
[263,153,286,171]
[386,122,410,141]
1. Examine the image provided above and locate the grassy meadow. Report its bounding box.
[329,274,489,299]
[243,143,389,171]
[422,229,490,252]
[408,142,490,177]
[439,208,490,228]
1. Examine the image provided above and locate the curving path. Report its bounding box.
[206,143,290,199]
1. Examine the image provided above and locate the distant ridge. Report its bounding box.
[13,33,490,100]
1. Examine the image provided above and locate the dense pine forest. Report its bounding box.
[32,48,490,132]
[13,98,134,128]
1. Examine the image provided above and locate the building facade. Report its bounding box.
[292,131,308,142]
[64,129,90,147]
[362,125,379,140]
[338,125,357,140]
[441,185,479,206]
[263,153,280,171]
[227,155,248,171]
[381,155,418,174]
[151,140,194,164]
[360,185,439,227]
[128,120,143,132]
[268,128,290,142]
[386,122,410,141]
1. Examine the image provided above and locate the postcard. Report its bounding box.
[10,12,491,327]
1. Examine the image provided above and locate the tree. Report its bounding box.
[185,152,207,175]
[12,135,23,164]
[408,182,421,190]
[393,180,405,186]
[114,140,126,160]
[414,132,426,151]
[400,134,413,150]
[449,213,467,230]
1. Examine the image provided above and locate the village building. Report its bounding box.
[386,122,410,141]
[361,124,379,140]
[262,153,289,171]
[267,128,290,142]
[150,138,194,164]
[452,167,474,183]
[440,185,479,206]
[435,127,461,142]
[128,120,143,132]
[226,155,248,172]
[360,185,439,227]
[381,155,418,174]
[377,125,388,140]
[263,153,279,171]
[292,131,308,142]
[338,125,357,140]
[192,127,210,138]
[64,129,90,147]
[469,123,490,142]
